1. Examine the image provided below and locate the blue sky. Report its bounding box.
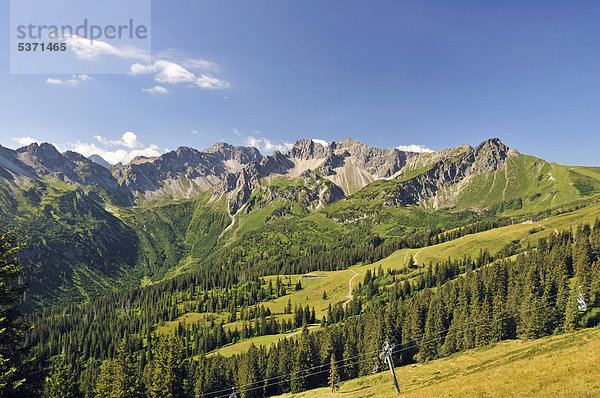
[2,1,600,165]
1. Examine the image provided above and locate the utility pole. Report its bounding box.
[379,340,399,393]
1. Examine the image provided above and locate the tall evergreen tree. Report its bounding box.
[328,354,340,393]
[149,336,186,398]
[291,328,313,393]
[112,340,142,398]
[44,360,78,398]
[0,228,29,397]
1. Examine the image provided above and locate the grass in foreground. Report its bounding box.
[276,327,600,397]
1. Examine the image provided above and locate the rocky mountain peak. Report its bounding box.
[287,139,332,160]
[204,142,263,164]
[17,142,64,165]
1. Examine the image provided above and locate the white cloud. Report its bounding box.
[46,78,63,85]
[53,37,226,92]
[196,74,230,89]
[311,139,329,147]
[397,144,435,153]
[45,74,93,86]
[181,58,218,71]
[232,128,241,136]
[68,132,163,164]
[67,35,150,62]
[153,50,219,72]
[66,74,93,86]
[131,60,196,84]
[192,130,203,135]
[245,136,293,154]
[13,137,40,146]
[94,131,143,149]
[130,60,229,90]
[142,86,168,94]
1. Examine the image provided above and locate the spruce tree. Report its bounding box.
[149,336,186,398]
[328,354,340,393]
[0,228,29,397]
[291,328,312,393]
[564,288,582,332]
[94,359,116,398]
[44,360,78,398]
[113,340,142,398]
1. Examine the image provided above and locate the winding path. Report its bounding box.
[404,248,424,266]
[413,248,424,265]
[342,269,360,309]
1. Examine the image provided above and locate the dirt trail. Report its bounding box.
[342,270,360,309]
[403,248,424,266]
[413,248,424,265]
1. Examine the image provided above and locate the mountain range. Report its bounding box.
[1,137,599,308]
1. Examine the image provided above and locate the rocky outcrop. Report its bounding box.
[203,142,262,164]
[111,144,263,201]
[383,138,519,207]
[0,143,134,205]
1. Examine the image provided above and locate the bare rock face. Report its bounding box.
[287,138,332,160]
[0,143,134,205]
[334,138,415,178]
[111,144,263,200]
[203,142,263,164]
[382,138,519,207]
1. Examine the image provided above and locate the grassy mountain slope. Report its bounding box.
[275,327,600,398]
[435,155,599,213]
[0,177,141,309]
[154,198,600,358]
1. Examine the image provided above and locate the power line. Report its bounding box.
[208,291,569,398]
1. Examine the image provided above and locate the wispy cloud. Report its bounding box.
[45,74,93,86]
[67,35,150,62]
[48,37,227,93]
[245,136,293,154]
[13,136,40,146]
[396,144,435,153]
[68,132,163,164]
[130,59,229,90]
[142,86,168,94]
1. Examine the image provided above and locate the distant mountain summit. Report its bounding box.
[88,154,111,169]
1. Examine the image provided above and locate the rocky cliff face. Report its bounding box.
[380,138,519,207]
[110,143,262,201]
[0,143,134,205]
